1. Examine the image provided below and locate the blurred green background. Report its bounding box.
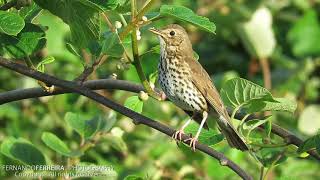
[1,0,320,179]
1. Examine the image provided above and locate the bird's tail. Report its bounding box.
[216,116,249,151]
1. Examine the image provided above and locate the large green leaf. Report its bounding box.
[1,137,46,165]
[0,23,46,58]
[41,132,81,157]
[0,11,25,35]
[34,0,101,48]
[65,112,102,139]
[220,78,276,111]
[287,10,320,57]
[246,98,297,114]
[124,96,144,113]
[160,5,216,34]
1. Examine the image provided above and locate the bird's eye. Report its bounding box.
[169,31,175,36]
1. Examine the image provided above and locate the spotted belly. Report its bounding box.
[158,70,207,112]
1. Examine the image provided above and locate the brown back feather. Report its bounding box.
[184,55,231,123]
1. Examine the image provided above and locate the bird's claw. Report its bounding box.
[171,129,184,142]
[184,137,198,151]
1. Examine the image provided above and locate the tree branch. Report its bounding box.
[0,57,253,180]
[0,59,319,161]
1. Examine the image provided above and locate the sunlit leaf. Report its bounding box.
[160,5,216,34]
[0,23,46,58]
[124,96,143,113]
[220,78,276,111]
[36,56,55,73]
[246,98,297,113]
[41,132,81,157]
[0,11,25,35]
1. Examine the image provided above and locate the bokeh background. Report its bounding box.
[1,0,320,179]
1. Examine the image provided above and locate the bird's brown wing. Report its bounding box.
[185,56,249,151]
[185,56,230,122]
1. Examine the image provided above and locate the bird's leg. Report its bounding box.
[172,117,192,142]
[185,111,208,151]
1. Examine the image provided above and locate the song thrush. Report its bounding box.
[149,24,248,151]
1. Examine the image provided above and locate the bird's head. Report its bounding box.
[149,24,192,49]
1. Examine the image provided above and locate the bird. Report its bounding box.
[149,24,248,151]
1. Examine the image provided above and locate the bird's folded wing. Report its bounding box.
[185,56,231,123]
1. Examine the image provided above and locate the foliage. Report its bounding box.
[0,0,320,179]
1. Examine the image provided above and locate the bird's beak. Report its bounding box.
[149,27,163,37]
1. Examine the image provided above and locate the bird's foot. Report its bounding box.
[184,137,198,151]
[172,129,185,142]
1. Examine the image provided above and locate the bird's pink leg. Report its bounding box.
[172,118,192,141]
[184,111,208,151]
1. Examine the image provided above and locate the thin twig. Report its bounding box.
[0,57,253,180]
[74,55,107,83]
[102,13,116,32]
[130,0,160,100]
[259,58,271,90]
[119,0,156,40]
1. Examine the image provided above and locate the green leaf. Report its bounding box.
[220,78,276,111]
[265,119,272,137]
[242,116,271,139]
[297,134,320,154]
[0,23,46,58]
[124,96,144,113]
[287,10,320,57]
[100,111,117,132]
[193,51,199,61]
[148,70,158,85]
[124,175,144,180]
[36,56,55,73]
[65,112,102,139]
[101,32,124,57]
[66,42,81,57]
[104,135,128,152]
[41,132,79,157]
[18,2,42,22]
[1,137,46,165]
[246,98,297,113]
[184,122,224,146]
[256,148,288,167]
[34,0,101,48]
[160,5,216,34]
[0,11,25,35]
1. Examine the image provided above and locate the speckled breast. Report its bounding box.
[158,54,208,112]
